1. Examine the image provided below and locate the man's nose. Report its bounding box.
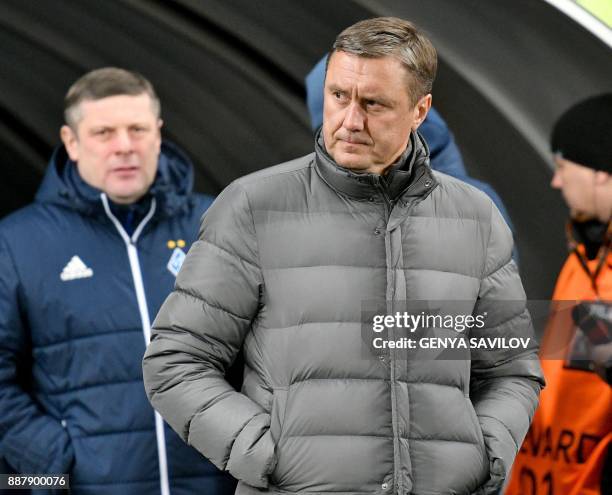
[342,102,365,132]
[550,170,562,189]
[112,129,134,153]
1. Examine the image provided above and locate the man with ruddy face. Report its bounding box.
[0,68,236,494]
[144,18,543,495]
[551,155,612,224]
[60,91,162,205]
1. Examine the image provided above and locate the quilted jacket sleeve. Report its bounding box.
[143,181,276,488]
[0,234,74,474]
[470,203,545,494]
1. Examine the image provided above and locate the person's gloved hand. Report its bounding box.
[572,302,612,384]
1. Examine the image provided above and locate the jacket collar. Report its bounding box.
[314,129,437,203]
[569,218,610,260]
[35,141,196,219]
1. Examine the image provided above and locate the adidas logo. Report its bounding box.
[60,256,94,281]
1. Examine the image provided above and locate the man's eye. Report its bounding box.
[132,127,147,133]
[333,91,344,100]
[365,100,380,108]
[94,129,109,136]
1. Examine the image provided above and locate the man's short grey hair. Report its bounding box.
[329,17,438,105]
[64,67,160,129]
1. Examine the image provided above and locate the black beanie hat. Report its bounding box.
[551,93,612,174]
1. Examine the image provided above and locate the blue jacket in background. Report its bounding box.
[305,54,515,235]
[0,142,237,494]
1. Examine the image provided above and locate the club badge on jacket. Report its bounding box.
[167,239,186,277]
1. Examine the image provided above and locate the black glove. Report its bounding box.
[572,302,612,384]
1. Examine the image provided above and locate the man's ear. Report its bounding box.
[60,125,79,161]
[594,170,610,185]
[412,94,432,131]
[156,119,163,153]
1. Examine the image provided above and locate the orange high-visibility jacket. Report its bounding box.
[506,250,612,495]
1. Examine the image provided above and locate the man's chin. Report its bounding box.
[330,152,370,171]
[106,184,148,205]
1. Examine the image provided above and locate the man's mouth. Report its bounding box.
[112,165,139,173]
[341,136,368,146]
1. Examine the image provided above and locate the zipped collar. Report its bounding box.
[61,161,153,235]
[35,141,196,220]
[569,218,610,260]
[314,129,437,202]
[100,193,156,245]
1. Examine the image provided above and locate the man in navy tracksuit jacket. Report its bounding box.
[0,68,236,494]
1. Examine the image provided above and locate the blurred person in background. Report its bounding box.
[506,94,612,495]
[143,17,543,495]
[0,68,236,494]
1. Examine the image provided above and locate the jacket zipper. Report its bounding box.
[101,194,170,495]
[373,177,402,494]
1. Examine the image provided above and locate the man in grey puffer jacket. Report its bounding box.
[143,17,544,495]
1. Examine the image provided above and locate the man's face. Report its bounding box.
[551,156,598,220]
[60,93,162,204]
[322,51,431,174]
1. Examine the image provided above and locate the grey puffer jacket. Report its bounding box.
[143,132,544,495]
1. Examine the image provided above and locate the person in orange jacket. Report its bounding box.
[506,94,612,495]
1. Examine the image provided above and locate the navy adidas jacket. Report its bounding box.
[0,142,237,494]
